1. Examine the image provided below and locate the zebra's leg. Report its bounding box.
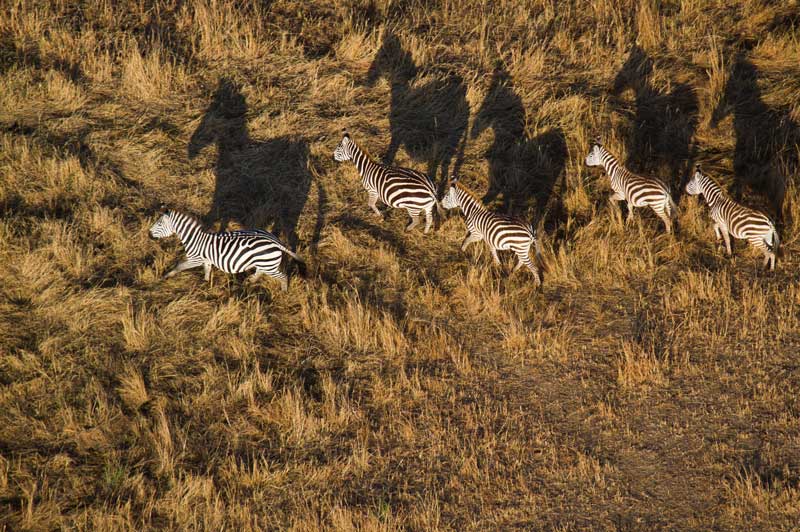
[406,211,421,232]
[423,207,433,234]
[721,230,733,257]
[655,205,672,233]
[659,213,672,234]
[276,271,289,291]
[461,231,482,251]
[712,223,726,252]
[165,257,204,278]
[757,239,776,271]
[246,271,264,284]
[512,250,531,274]
[625,204,635,225]
[490,246,501,266]
[203,262,212,282]
[608,192,624,224]
[514,250,542,286]
[368,192,382,219]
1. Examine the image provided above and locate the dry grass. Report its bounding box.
[2,0,800,530]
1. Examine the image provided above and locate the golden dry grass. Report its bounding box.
[1,1,800,530]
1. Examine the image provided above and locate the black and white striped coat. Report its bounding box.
[686,165,779,270]
[149,210,303,290]
[333,131,441,233]
[585,139,678,233]
[441,177,542,285]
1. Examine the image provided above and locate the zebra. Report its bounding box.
[333,130,442,233]
[149,210,304,291]
[685,165,779,270]
[441,176,543,286]
[585,137,678,233]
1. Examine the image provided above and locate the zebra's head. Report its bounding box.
[585,137,604,167]
[149,211,176,239]
[685,165,703,196]
[333,131,353,162]
[441,176,460,209]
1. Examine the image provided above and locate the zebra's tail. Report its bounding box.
[273,239,305,266]
[282,248,308,278]
[666,192,679,220]
[284,248,304,263]
[531,227,546,273]
[436,199,445,217]
[765,226,780,255]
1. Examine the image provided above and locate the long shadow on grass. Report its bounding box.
[188,77,317,250]
[471,62,568,238]
[711,47,799,226]
[611,45,699,203]
[365,30,469,190]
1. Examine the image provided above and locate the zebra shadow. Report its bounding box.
[711,48,798,227]
[365,30,469,190]
[188,77,319,250]
[471,62,568,237]
[611,45,699,205]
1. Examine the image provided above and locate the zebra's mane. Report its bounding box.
[455,181,486,208]
[698,171,735,208]
[698,171,723,193]
[170,210,204,230]
[349,136,377,164]
[602,146,672,191]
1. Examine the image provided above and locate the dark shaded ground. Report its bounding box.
[611,44,699,199]
[188,77,313,249]
[366,30,469,189]
[471,63,568,232]
[711,48,799,225]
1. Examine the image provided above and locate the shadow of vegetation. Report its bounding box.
[188,77,314,250]
[611,45,699,200]
[471,63,568,234]
[711,48,798,226]
[327,213,408,258]
[0,41,83,82]
[365,30,468,188]
[2,121,145,220]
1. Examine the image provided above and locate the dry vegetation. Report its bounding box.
[2,0,800,529]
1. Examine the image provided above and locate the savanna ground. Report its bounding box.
[1,1,800,530]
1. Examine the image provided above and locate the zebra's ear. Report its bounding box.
[594,135,602,146]
[694,164,701,172]
[342,128,350,139]
[158,202,167,213]
[449,174,459,185]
